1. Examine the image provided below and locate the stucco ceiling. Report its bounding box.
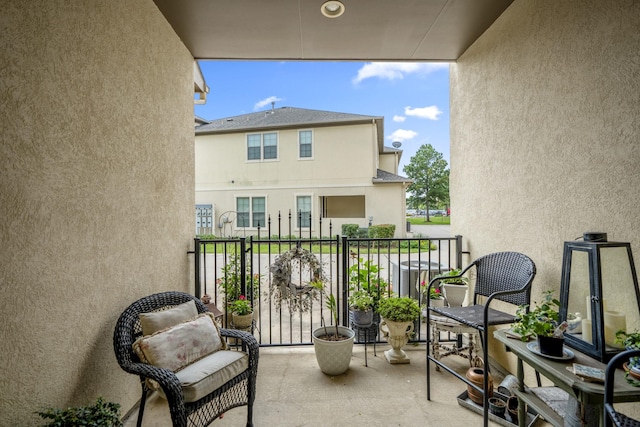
[153,0,514,61]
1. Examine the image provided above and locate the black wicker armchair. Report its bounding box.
[113,291,259,427]
[426,251,536,427]
[604,349,640,427]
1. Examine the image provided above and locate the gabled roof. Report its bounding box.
[196,106,385,152]
[373,169,412,184]
[196,106,381,133]
[194,116,210,126]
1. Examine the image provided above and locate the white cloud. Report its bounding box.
[254,96,283,110]
[387,129,418,142]
[393,115,406,123]
[353,62,448,84]
[404,105,442,120]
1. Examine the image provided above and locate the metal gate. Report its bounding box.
[192,218,462,346]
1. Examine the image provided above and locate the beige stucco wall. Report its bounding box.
[451,0,640,379]
[196,123,407,236]
[0,1,194,424]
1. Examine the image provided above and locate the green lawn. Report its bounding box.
[406,216,450,225]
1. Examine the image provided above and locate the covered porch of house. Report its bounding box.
[123,343,538,427]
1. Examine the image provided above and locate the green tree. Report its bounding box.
[403,144,449,221]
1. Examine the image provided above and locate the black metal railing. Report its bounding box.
[192,233,462,346]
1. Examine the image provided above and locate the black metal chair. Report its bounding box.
[113,291,259,427]
[604,349,640,427]
[426,252,536,427]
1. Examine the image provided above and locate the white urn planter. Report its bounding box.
[380,318,414,364]
[312,325,355,375]
[442,283,468,307]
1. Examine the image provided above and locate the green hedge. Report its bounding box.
[341,224,360,238]
[368,224,396,238]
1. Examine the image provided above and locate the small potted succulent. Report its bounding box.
[230,295,253,329]
[513,290,566,357]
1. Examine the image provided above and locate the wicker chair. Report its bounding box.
[426,251,536,427]
[604,349,640,427]
[113,291,259,427]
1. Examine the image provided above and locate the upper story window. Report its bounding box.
[298,130,313,159]
[237,196,266,228]
[247,132,278,161]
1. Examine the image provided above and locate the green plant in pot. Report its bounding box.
[348,289,375,327]
[513,290,566,357]
[347,257,387,312]
[230,295,253,329]
[310,279,355,375]
[378,296,421,364]
[439,268,470,307]
[347,258,388,341]
[217,252,261,304]
[616,329,640,370]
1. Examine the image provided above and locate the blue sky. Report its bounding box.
[194,61,450,174]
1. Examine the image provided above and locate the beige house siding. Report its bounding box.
[451,0,640,386]
[196,121,408,236]
[0,1,194,424]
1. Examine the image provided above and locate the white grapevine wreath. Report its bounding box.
[269,247,323,312]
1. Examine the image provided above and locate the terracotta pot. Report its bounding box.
[465,367,493,405]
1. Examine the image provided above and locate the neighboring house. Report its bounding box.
[195,106,412,237]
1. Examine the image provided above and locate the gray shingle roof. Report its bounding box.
[373,169,412,184]
[195,106,382,134]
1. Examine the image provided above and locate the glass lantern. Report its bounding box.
[559,234,640,362]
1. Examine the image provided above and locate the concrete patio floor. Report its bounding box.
[123,343,552,427]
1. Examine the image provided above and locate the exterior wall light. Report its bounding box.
[321,1,345,18]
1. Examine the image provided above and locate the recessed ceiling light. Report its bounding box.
[321,1,345,18]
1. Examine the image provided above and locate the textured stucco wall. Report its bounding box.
[451,0,640,377]
[0,1,194,424]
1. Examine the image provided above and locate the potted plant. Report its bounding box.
[439,268,469,307]
[513,290,565,357]
[347,258,388,341]
[378,296,421,364]
[616,329,640,372]
[348,289,375,327]
[310,280,355,375]
[37,397,122,426]
[230,295,253,329]
[217,252,261,304]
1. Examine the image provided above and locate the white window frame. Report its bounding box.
[298,129,313,160]
[295,194,313,230]
[246,132,279,162]
[235,195,267,229]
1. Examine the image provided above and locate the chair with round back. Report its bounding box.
[113,291,259,427]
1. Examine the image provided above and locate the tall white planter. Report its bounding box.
[380,319,414,364]
[442,283,468,307]
[312,326,355,375]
